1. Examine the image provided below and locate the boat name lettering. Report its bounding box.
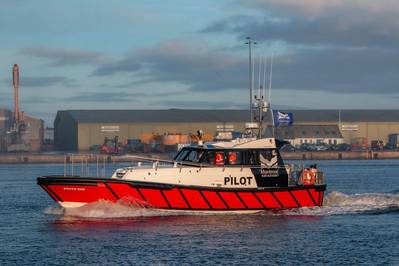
[261,169,279,177]
[63,187,86,191]
[224,176,252,186]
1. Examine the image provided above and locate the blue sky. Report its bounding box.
[1,0,399,125]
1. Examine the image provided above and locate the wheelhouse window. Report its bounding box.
[241,150,259,165]
[215,152,225,165]
[174,148,204,163]
[185,149,204,163]
[175,148,190,161]
[176,148,280,167]
[228,151,241,165]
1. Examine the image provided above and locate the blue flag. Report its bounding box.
[273,110,294,126]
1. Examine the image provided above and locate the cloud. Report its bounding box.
[21,76,77,87]
[156,99,247,109]
[92,40,247,91]
[92,58,141,76]
[245,0,399,19]
[2,76,77,88]
[203,1,399,49]
[89,37,399,96]
[64,91,182,102]
[22,96,59,104]
[21,46,106,66]
[269,47,399,94]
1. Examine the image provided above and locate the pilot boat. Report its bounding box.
[38,53,326,212]
[37,135,326,212]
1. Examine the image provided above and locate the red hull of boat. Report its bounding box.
[38,176,326,210]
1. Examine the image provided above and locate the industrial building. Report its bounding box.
[0,107,44,152]
[276,125,344,147]
[54,110,249,150]
[0,64,45,152]
[54,109,399,151]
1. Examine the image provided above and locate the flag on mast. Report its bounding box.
[273,110,294,126]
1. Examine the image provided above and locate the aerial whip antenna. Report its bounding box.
[268,52,274,105]
[268,53,275,137]
[245,37,256,122]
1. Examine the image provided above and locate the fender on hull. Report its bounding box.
[38,176,326,210]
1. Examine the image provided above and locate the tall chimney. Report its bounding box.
[12,64,19,123]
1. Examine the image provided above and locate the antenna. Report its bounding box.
[268,53,275,138]
[245,37,256,122]
[268,52,274,104]
[263,56,267,102]
[258,54,262,100]
[252,52,255,104]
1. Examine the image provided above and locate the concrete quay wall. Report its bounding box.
[281,151,399,160]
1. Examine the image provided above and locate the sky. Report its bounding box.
[1,0,399,125]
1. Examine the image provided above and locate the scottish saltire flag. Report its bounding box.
[273,110,294,126]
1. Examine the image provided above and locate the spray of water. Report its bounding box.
[270,191,399,216]
[44,191,399,218]
[44,200,173,218]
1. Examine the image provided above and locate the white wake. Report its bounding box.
[270,191,399,216]
[44,200,173,218]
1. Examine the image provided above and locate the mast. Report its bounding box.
[245,37,256,122]
[268,53,275,138]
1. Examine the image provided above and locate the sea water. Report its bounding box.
[0,160,398,265]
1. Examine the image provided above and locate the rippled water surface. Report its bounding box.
[1,160,399,265]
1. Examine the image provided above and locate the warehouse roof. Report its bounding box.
[57,109,251,123]
[276,125,343,139]
[56,109,399,123]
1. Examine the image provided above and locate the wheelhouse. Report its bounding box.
[174,146,285,167]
